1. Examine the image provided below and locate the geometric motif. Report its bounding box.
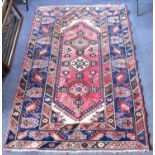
[71,56,89,71]
[4,5,150,152]
[53,21,104,122]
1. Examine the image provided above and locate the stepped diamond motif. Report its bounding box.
[71,56,89,71]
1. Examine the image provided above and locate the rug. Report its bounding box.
[4,4,150,152]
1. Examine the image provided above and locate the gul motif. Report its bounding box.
[20,117,39,129]
[117,117,133,130]
[31,72,44,86]
[111,36,123,44]
[106,131,126,140]
[37,37,51,44]
[115,72,126,83]
[115,87,131,98]
[32,60,48,68]
[26,87,43,98]
[29,131,49,140]
[112,59,126,68]
[68,131,87,141]
[118,100,131,114]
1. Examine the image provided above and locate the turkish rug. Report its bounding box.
[4,4,150,152]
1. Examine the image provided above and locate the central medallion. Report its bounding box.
[53,21,104,121]
[71,56,89,71]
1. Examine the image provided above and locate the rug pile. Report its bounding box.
[4,4,150,152]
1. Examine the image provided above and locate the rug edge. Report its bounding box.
[124,4,151,151]
[3,4,151,152]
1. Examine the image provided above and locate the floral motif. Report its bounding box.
[26,87,43,98]
[20,117,39,129]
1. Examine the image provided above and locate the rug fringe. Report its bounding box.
[37,3,125,9]
[4,148,150,153]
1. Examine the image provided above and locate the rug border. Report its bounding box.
[3,4,150,152]
[124,4,151,151]
[3,6,40,151]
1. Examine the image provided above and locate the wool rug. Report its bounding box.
[4,4,150,152]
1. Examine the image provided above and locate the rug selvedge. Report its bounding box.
[4,4,150,151]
